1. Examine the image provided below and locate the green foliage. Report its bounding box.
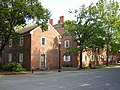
[65,47,79,56]
[2,62,26,72]
[63,0,120,68]
[0,0,51,53]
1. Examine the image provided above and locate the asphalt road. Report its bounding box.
[0,68,120,90]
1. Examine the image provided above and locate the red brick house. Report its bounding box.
[2,23,60,70]
[1,16,119,71]
[53,16,78,67]
[51,16,117,68]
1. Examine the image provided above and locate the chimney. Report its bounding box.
[59,16,64,24]
[49,19,53,25]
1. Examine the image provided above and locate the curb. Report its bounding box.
[0,72,29,75]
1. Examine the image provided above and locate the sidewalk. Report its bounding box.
[0,67,78,75]
[106,65,120,68]
[0,65,120,75]
[0,71,29,75]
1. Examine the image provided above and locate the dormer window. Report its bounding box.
[9,39,12,47]
[20,37,23,46]
[41,37,46,45]
[64,40,70,48]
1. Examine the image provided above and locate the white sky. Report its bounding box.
[41,0,120,24]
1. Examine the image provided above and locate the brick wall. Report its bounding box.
[31,24,59,70]
[2,34,31,70]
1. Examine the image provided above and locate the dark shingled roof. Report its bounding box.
[16,24,38,34]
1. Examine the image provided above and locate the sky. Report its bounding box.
[41,0,120,24]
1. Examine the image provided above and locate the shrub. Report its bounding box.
[12,63,26,72]
[2,62,26,72]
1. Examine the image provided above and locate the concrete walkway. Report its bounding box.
[0,65,120,75]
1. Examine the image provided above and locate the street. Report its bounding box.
[0,68,120,90]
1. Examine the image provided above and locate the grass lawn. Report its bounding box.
[83,63,120,69]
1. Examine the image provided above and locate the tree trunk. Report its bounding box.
[106,45,109,66]
[0,51,2,63]
[79,50,83,69]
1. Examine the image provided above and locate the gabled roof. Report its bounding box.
[16,23,60,36]
[16,24,38,34]
[54,24,64,35]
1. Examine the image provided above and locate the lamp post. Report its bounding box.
[58,36,62,72]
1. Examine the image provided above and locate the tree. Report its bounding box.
[63,0,120,69]
[0,0,51,60]
[97,0,120,66]
[63,4,104,69]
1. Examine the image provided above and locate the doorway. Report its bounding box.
[40,54,46,68]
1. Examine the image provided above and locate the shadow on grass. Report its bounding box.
[82,63,120,70]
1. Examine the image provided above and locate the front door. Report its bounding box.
[40,54,46,68]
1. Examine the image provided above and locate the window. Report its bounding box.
[64,40,70,48]
[104,55,107,61]
[41,54,46,67]
[19,53,23,63]
[41,37,46,45]
[90,55,94,61]
[85,54,87,62]
[9,54,12,62]
[20,37,24,46]
[9,39,12,47]
[98,55,101,61]
[64,55,71,62]
[110,55,113,61]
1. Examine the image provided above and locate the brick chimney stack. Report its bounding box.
[59,16,64,24]
[49,19,53,25]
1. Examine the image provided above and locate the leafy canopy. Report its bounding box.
[0,0,51,53]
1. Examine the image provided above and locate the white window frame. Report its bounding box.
[104,55,107,61]
[9,54,12,62]
[110,55,113,61]
[20,37,24,46]
[90,55,94,61]
[63,55,71,62]
[9,39,12,47]
[19,53,23,63]
[85,54,87,62]
[64,40,70,48]
[98,55,101,61]
[40,53,46,67]
[41,37,46,45]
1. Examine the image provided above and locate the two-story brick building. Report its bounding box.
[51,16,117,68]
[1,16,119,71]
[53,16,78,67]
[2,23,60,70]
